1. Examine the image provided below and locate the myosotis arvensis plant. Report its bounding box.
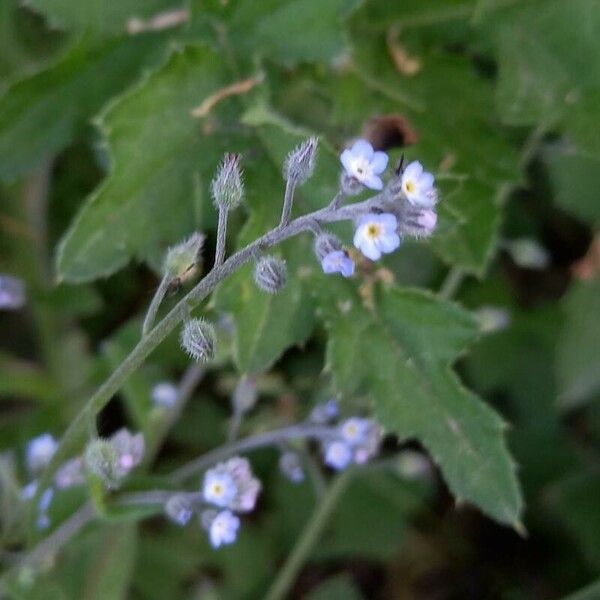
[12,136,439,580]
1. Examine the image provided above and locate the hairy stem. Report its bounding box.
[142,274,172,337]
[32,191,383,518]
[264,470,352,600]
[214,206,228,268]
[279,178,296,227]
[170,423,336,484]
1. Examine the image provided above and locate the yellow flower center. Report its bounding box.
[366,224,381,239]
[212,483,223,496]
[405,180,415,193]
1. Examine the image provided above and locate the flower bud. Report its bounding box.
[84,439,121,489]
[313,233,342,261]
[254,256,287,293]
[165,494,194,526]
[211,153,244,211]
[164,232,204,283]
[283,137,318,185]
[232,375,258,414]
[504,238,550,270]
[340,171,364,196]
[398,207,438,238]
[279,451,304,483]
[180,318,216,363]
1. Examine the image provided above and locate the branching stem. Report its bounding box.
[142,274,172,337]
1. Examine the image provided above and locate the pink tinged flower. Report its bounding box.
[353,213,401,261]
[321,250,355,277]
[209,510,240,548]
[340,139,389,191]
[417,209,437,234]
[401,160,437,208]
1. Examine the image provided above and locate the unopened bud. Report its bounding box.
[254,256,287,293]
[398,207,438,238]
[279,451,304,483]
[84,439,121,489]
[284,137,318,185]
[164,232,204,283]
[232,376,258,414]
[314,233,343,261]
[181,318,216,363]
[340,171,363,196]
[165,494,194,526]
[211,153,244,211]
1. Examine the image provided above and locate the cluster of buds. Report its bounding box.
[165,456,261,549]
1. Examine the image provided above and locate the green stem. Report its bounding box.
[439,266,465,300]
[142,274,172,337]
[264,470,352,600]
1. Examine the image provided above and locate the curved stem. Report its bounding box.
[32,191,384,518]
[264,470,352,600]
[142,274,172,337]
[170,424,335,484]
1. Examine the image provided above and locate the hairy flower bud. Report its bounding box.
[165,494,194,526]
[84,439,121,489]
[180,318,216,363]
[283,137,318,185]
[254,256,287,293]
[313,233,343,261]
[211,153,244,211]
[163,232,204,283]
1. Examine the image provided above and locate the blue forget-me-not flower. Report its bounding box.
[353,213,401,261]
[340,139,389,191]
[401,160,438,208]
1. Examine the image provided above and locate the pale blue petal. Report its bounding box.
[362,173,384,190]
[351,139,374,159]
[370,151,389,174]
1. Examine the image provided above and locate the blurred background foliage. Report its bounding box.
[0,0,599,598]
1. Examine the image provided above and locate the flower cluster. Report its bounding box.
[165,457,261,549]
[315,139,439,278]
[323,417,382,470]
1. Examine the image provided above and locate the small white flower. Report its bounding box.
[202,471,237,508]
[209,510,240,548]
[321,251,355,278]
[340,418,370,446]
[340,140,388,191]
[353,213,401,261]
[26,433,58,474]
[400,161,437,207]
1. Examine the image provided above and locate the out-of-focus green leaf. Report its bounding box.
[23,0,182,36]
[0,33,167,181]
[0,353,61,405]
[491,0,600,157]
[542,143,600,225]
[190,0,360,65]
[556,279,600,409]
[307,574,364,600]
[317,280,522,526]
[548,471,600,570]
[56,44,238,282]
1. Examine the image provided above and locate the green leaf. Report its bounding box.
[190,0,360,65]
[491,0,600,157]
[56,44,239,282]
[307,575,364,600]
[542,142,600,225]
[0,33,167,181]
[556,279,600,409]
[317,279,522,526]
[23,0,183,37]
